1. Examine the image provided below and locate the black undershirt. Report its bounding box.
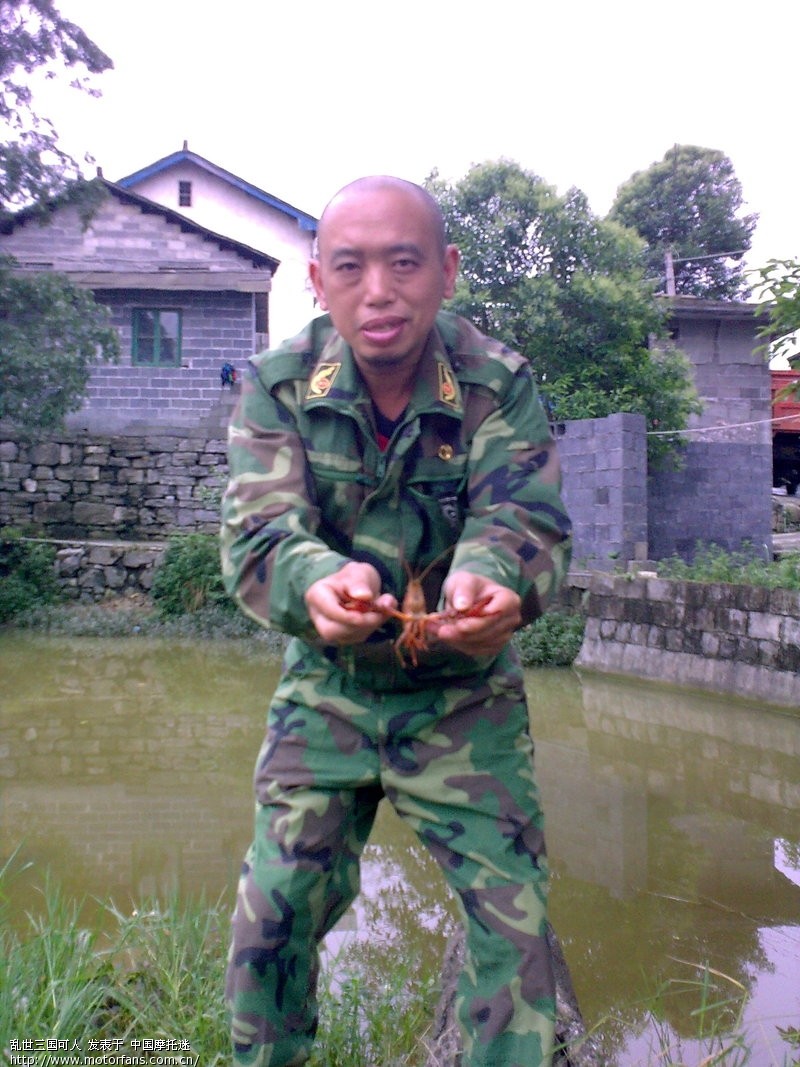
[373,404,405,452]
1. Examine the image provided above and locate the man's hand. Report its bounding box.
[433,570,522,659]
[305,561,396,645]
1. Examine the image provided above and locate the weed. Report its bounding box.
[150,533,235,617]
[659,541,800,589]
[514,610,585,667]
[0,528,61,623]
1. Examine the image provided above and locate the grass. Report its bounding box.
[1,877,440,1066]
[2,856,798,1066]
[657,542,800,589]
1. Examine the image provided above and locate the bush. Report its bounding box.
[0,530,61,623]
[659,542,800,590]
[513,610,585,667]
[150,533,233,618]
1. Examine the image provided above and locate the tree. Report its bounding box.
[0,0,112,218]
[0,0,118,432]
[426,160,700,465]
[608,144,757,300]
[753,258,800,368]
[0,261,119,428]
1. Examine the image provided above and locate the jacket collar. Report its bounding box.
[302,324,464,420]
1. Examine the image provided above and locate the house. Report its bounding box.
[117,144,319,348]
[0,177,279,431]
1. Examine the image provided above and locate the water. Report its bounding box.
[1,631,798,1064]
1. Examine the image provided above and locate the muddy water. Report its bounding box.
[1,631,798,1064]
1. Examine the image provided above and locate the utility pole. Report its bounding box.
[665,249,676,296]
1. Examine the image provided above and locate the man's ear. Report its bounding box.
[309,260,328,311]
[443,245,460,300]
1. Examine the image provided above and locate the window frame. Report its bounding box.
[131,307,183,367]
[178,180,192,207]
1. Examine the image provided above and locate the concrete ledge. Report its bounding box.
[575,574,800,709]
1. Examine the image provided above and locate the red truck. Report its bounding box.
[772,369,800,493]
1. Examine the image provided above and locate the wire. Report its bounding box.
[647,412,800,437]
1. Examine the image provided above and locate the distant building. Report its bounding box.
[0,177,278,431]
[117,144,318,348]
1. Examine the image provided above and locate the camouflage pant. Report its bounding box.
[227,645,554,1067]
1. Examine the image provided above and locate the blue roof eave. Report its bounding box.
[117,149,319,233]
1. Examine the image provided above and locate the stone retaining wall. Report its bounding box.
[0,429,226,541]
[48,539,166,601]
[575,572,800,709]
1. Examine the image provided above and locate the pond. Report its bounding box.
[1,631,798,1064]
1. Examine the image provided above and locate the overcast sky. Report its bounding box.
[38,0,799,282]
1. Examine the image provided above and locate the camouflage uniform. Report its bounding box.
[220,310,572,1067]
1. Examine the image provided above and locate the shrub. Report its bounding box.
[0,529,61,624]
[659,542,800,590]
[150,533,233,618]
[514,610,585,667]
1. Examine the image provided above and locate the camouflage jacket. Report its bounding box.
[220,311,571,684]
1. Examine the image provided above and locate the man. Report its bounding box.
[220,175,572,1067]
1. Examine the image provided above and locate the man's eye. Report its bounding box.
[335,261,360,273]
[394,258,418,272]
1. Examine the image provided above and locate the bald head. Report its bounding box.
[317,176,448,260]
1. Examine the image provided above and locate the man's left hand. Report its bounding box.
[433,571,522,659]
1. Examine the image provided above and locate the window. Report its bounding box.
[132,309,182,366]
[178,180,192,207]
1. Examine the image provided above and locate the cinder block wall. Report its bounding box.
[556,413,649,570]
[646,307,773,561]
[647,441,773,560]
[70,290,250,432]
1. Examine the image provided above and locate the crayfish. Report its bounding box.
[339,549,495,668]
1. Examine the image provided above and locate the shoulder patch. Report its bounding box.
[306,362,341,399]
[438,362,459,407]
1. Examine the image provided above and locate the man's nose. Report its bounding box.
[363,263,395,303]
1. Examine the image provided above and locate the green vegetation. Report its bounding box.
[150,533,235,617]
[2,872,795,1067]
[753,256,800,368]
[310,955,438,1066]
[658,542,800,589]
[0,528,61,623]
[609,144,756,300]
[0,875,440,1067]
[427,160,701,467]
[514,610,585,668]
[1,2,120,432]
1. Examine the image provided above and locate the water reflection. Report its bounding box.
[536,672,800,1064]
[1,633,798,1064]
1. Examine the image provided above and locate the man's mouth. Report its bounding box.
[360,317,406,346]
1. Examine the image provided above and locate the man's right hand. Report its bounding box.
[305,561,396,645]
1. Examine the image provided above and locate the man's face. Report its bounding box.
[309,186,459,373]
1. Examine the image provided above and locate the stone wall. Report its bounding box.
[0,428,227,541]
[575,572,800,709]
[0,405,776,575]
[48,539,165,601]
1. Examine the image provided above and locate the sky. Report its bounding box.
[31,0,800,281]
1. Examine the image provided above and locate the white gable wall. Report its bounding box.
[126,163,316,347]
